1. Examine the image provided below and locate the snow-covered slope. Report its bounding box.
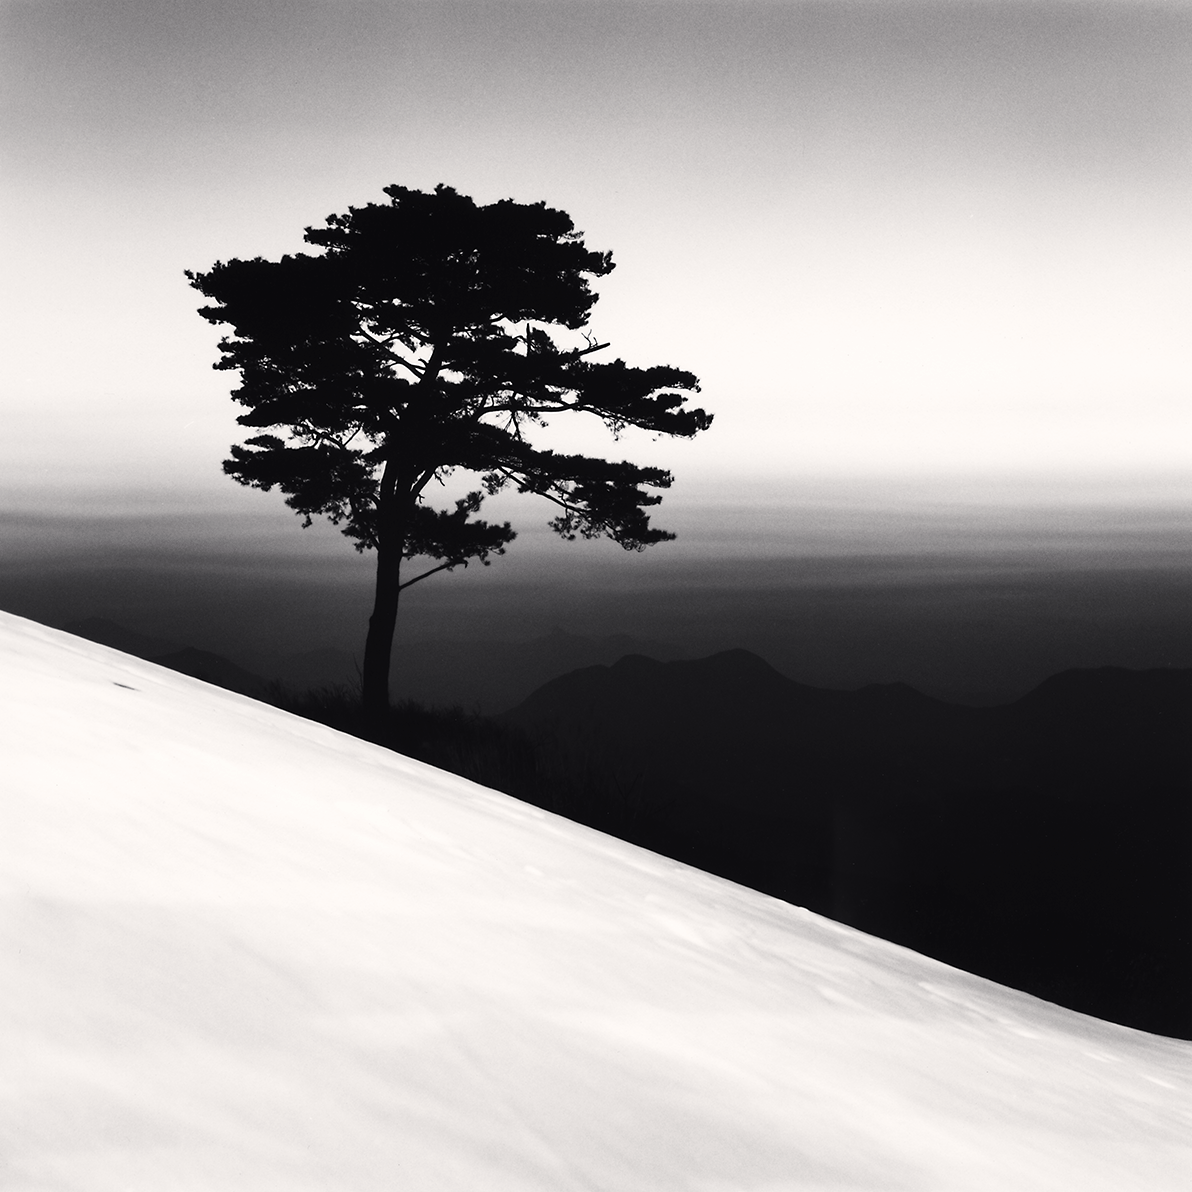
[3,611,1190,1191]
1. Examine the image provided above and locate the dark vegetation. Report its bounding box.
[268,684,653,841]
[271,652,1191,1041]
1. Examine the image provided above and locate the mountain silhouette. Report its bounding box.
[60,618,680,710]
[61,617,184,660]
[386,627,687,712]
[56,620,1191,1035]
[502,650,1192,1038]
[146,647,273,699]
[62,619,273,698]
[504,648,982,828]
[62,618,354,697]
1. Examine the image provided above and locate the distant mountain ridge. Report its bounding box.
[383,628,688,712]
[505,647,982,823]
[501,649,1192,1038]
[507,648,1192,804]
[59,618,688,711]
[148,647,274,699]
[54,619,1192,1036]
[62,619,276,699]
[62,617,185,660]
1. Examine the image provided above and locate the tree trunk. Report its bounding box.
[362,546,402,716]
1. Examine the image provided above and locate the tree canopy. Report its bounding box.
[188,183,711,709]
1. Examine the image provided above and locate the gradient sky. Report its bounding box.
[3,0,1192,684]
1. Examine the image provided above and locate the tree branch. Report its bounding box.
[355,326,425,378]
[298,420,359,453]
[412,468,438,497]
[491,466,585,518]
[397,558,466,591]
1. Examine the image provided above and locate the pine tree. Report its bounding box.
[188,184,711,711]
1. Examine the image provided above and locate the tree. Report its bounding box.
[187,183,711,713]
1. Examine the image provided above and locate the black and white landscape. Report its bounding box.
[4,1,1192,1184]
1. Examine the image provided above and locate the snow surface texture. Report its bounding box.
[3,610,1191,1191]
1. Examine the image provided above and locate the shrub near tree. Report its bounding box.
[188,184,711,712]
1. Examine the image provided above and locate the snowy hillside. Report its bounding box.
[4,610,1191,1191]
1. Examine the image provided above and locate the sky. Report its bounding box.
[7,609,1192,1187]
[3,0,1192,685]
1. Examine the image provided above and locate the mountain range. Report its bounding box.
[500,650,1192,1038]
[60,617,686,711]
[58,617,1191,1037]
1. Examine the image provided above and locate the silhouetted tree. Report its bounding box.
[188,184,710,712]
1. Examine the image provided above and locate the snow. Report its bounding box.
[2,609,1190,1191]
